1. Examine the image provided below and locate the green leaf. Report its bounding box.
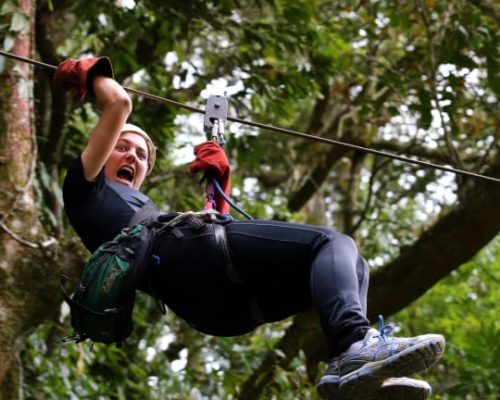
[3,33,14,51]
[10,11,29,33]
[0,0,17,16]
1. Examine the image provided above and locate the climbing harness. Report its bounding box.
[142,206,265,327]
[0,49,498,184]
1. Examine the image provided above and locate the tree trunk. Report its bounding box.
[0,3,100,393]
[0,1,78,397]
[0,0,37,394]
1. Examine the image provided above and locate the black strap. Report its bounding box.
[213,224,241,285]
[128,200,162,227]
[126,201,169,313]
[59,275,122,317]
[212,224,266,325]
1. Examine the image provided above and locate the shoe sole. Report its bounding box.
[317,380,430,400]
[381,383,431,400]
[316,375,341,400]
[339,335,444,399]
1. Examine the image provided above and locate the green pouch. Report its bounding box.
[60,224,155,347]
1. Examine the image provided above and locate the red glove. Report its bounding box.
[189,141,231,214]
[53,57,114,101]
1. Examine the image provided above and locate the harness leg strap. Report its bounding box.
[212,223,266,326]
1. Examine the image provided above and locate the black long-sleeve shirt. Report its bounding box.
[63,156,149,252]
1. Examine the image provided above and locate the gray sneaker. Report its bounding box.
[316,357,342,400]
[316,316,445,400]
[316,374,431,400]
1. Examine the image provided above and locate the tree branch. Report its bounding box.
[287,141,349,211]
[361,137,496,167]
[238,159,500,398]
[368,159,500,317]
[467,0,500,23]
[0,221,55,249]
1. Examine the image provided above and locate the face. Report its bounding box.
[104,132,149,189]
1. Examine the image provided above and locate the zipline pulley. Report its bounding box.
[204,95,228,145]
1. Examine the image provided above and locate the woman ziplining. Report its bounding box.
[53,56,446,400]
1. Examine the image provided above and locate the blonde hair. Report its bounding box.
[121,123,156,174]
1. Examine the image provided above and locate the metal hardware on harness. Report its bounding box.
[157,210,226,235]
[204,177,217,212]
[212,118,226,145]
[204,95,228,143]
[211,119,219,142]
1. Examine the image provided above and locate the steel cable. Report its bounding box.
[1,49,498,183]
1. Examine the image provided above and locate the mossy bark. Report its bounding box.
[0,2,88,397]
[0,0,37,396]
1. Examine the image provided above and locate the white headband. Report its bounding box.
[121,123,156,174]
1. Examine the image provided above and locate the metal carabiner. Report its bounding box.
[204,95,228,143]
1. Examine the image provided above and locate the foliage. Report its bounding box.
[22,298,295,399]
[395,237,500,399]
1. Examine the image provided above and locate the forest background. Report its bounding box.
[0,0,499,399]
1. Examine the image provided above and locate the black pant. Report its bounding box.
[148,219,370,356]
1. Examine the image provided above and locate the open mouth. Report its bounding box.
[116,166,135,184]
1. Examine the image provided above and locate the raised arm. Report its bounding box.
[54,57,132,182]
[81,76,132,182]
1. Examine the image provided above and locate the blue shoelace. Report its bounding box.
[377,314,394,342]
[370,315,396,360]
